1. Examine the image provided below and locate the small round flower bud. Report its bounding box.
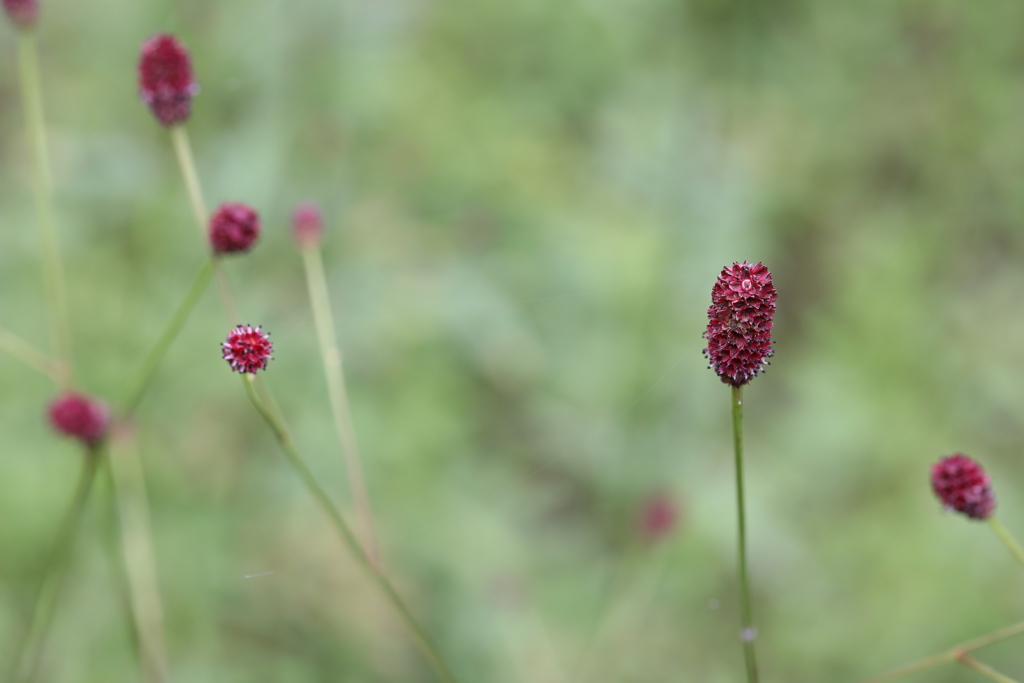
[209,202,260,255]
[222,325,273,374]
[137,33,198,127]
[291,202,324,250]
[637,492,679,541]
[931,454,996,520]
[703,261,777,387]
[48,392,109,447]
[3,0,38,29]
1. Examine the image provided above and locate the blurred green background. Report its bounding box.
[3,0,1024,680]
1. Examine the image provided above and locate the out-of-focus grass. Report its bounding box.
[2,0,1024,680]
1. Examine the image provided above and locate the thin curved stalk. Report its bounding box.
[301,245,380,566]
[17,31,72,385]
[241,375,460,683]
[11,450,100,683]
[858,620,1024,683]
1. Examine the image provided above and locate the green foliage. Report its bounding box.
[2,0,1024,680]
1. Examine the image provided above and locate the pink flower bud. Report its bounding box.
[3,0,38,29]
[137,33,198,127]
[209,203,260,255]
[931,454,996,520]
[637,492,678,541]
[703,262,777,387]
[48,392,109,447]
[291,202,324,250]
[222,325,273,374]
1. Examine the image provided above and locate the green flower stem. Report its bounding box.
[731,386,758,683]
[107,425,170,683]
[0,327,60,381]
[858,620,1024,683]
[300,245,380,566]
[957,654,1021,683]
[11,450,100,683]
[169,126,239,323]
[17,31,72,385]
[120,260,214,414]
[988,518,1024,569]
[241,376,460,683]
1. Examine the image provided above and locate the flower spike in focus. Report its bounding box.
[931,454,995,520]
[209,202,260,255]
[703,261,777,387]
[223,325,273,374]
[138,33,198,127]
[48,392,109,447]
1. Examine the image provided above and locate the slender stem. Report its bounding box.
[731,385,758,683]
[857,620,1024,683]
[988,518,1024,569]
[957,654,1021,683]
[241,376,460,683]
[0,327,60,381]
[120,260,214,414]
[169,126,239,323]
[11,450,100,683]
[17,31,72,386]
[301,245,380,566]
[107,425,170,683]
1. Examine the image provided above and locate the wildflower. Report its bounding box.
[48,392,109,446]
[703,261,777,387]
[2,0,37,29]
[137,33,198,127]
[209,202,260,255]
[931,454,995,520]
[291,202,324,250]
[638,492,678,541]
[222,325,273,374]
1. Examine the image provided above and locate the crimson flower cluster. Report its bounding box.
[48,392,109,447]
[703,262,777,387]
[209,202,260,255]
[222,325,273,374]
[2,0,37,28]
[137,33,198,127]
[931,454,995,521]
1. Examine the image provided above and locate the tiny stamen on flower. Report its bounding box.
[703,262,777,387]
[931,454,996,520]
[2,0,38,29]
[48,392,109,447]
[137,33,198,127]
[209,202,260,255]
[222,325,273,374]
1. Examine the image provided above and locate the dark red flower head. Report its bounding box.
[292,202,324,250]
[137,33,198,127]
[3,0,38,29]
[222,325,273,374]
[703,261,777,387]
[931,454,995,520]
[48,392,109,447]
[209,202,260,255]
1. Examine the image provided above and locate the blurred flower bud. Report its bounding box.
[48,392,109,447]
[138,33,198,127]
[3,0,38,29]
[932,454,995,520]
[291,202,324,250]
[209,202,260,255]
